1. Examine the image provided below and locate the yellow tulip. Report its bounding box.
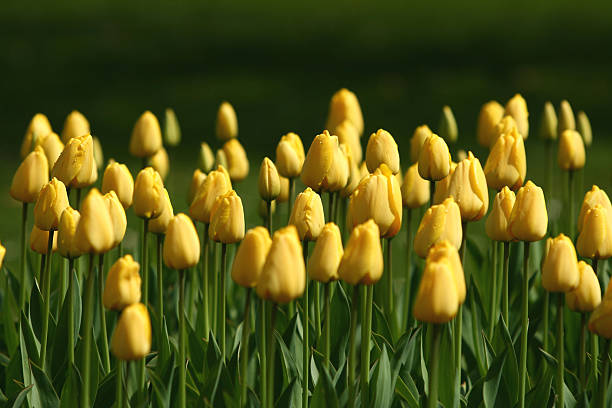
[10,146,49,203]
[209,190,245,244]
[359,161,369,179]
[0,243,5,270]
[477,101,505,147]
[61,110,90,143]
[410,125,433,163]
[428,240,466,303]
[576,205,612,260]
[36,132,64,169]
[433,161,457,205]
[484,128,526,191]
[539,102,558,141]
[414,197,463,258]
[21,113,53,158]
[256,225,305,303]
[147,146,169,180]
[439,105,458,143]
[223,139,249,182]
[57,207,81,259]
[578,186,612,233]
[93,136,103,170]
[504,93,529,138]
[558,129,585,171]
[133,167,165,220]
[258,157,281,202]
[558,100,575,136]
[401,163,429,209]
[34,177,69,231]
[338,219,383,285]
[163,108,181,147]
[277,176,290,203]
[103,255,142,311]
[340,143,362,198]
[129,111,162,158]
[566,261,601,313]
[492,115,520,144]
[163,213,200,270]
[588,280,612,339]
[232,227,272,288]
[189,169,232,223]
[456,150,467,162]
[104,191,127,248]
[188,169,207,205]
[51,134,97,189]
[101,161,134,209]
[308,223,343,283]
[577,111,592,147]
[275,132,305,179]
[333,119,362,163]
[301,130,349,192]
[508,180,548,242]
[365,129,400,174]
[110,303,151,361]
[30,225,58,254]
[541,234,580,292]
[417,133,451,182]
[485,187,516,242]
[446,151,489,222]
[216,149,228,169]
[149,190,176,237]
[325,88,364,137]
[289,188,325,241]
[198,142,215,173]
[216,101,238,141]
[75,188,114,254]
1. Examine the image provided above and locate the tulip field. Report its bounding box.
[1,88,611,408]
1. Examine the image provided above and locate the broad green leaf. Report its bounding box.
[310,358,338,408]
[275,377,301,408]
[92,368,116,408]
[59,364,80,408]
[395,374,419,408]
[30,360,60,408]
[483,350,507,407]
[9,384,32,408]
[371,344,393,408]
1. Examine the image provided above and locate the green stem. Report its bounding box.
[67,258,75,365]
[142,219,150,306]
[455,222,467,398]
[347,286,359,408]
[221,243,227,361]
[579,313,586,389]
[593,258,600,384]
[178,269,186,408]
[288,178,295,225]
[488,241,498,339]
[116,360,123,408]
[202,224,210,341]
[59,258,67,316]
[99,254,110,374]
[267,304,277,408]
[403,208,413,332]
[40,229,55,371]
[38,253,45,288]
[429,181,435,208]
[386,237,396,340]
[599,339,610,408]
[428,324,442,408]
[328,192,335,223]
[569,170,575,239]
[118,241,123,258]
[213,243,219,335]
[323,282,331,368]
[502,241,510,326]
[314,282,321,339]
[266,201,272,233]
[543,291,549,352]
[240,289,252,407]
[260,299,268,408]
[557,294,565,408]
[75,188,82,210]
[519,241,531,408]
[360,284,374,407]
[546,139,554,209]
[19,202,28,312]
[302,239,309,408]
[156,234,164,361]
[81,254,95,408]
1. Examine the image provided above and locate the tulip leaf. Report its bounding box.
[92,369,115,408]
[8,385,32,408]
[310,357,339,408]
[59,364,80,408]
[30,360,59,408]
[371,344,393,408]
[483,349,507,407]
[275,377,301,408]
[149,355,175,408]
[394,373,420,408]
[29,284,44,343]
[20,312,40,366]
[4,346,23,401]
[524,363,553,407]
[275,329,299,384]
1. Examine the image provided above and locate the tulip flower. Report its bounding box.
[542,234,580,292]
[110,303,151,360]
[308,223,343,283]
[190,168,232,223]
[36,132,64,169]
[567,261,601,313]
[104,191,127,249]
[51,134,97,189]
[439,105,458,143]
[325,88,364,137]
[433,161,457,205]
[275,132,305,179]
[148,146,170,180]
[558,129,586,171]
[477,101,504,147]
[340,143,362,198]
[484,128,526,191]
[75,188,114,254]
[216,148,228,169]
[456,150,467,162]
[577,205,612,260]
[578,186,612,233]
[588,279,612,407]
[0,243,5,270]
[539,102,558,141]
[102,161,134,209]
[163,213,200,270]
[508,180,548,242]
[57,207,82,259]
[34,177,70,231]
[277,176,290,203]
[446,151,488,222]
[493,115,519,142]
[410,125,432,163]
[259,157,281,202]
[301,130,349,192]
[558,100,575,136]
[222,138,249,182]
[10,145,49,204]
[30,225,58,254]
[232,227,272,288]
[198,142,215,173]
[209,190,245,244]
[61,110,90,143]
[129,111,163,158]
[188,169,207,205]
[21,113,53,158]
[418,134,451,182]
[103,255,142,311]
[93,136,104,169]
[577,111,592,147]
[365,129,400,174]
[133,167,165,220]
[163,107,181,146]
[414,197,462,258]
[504,93,529,138]
[334,119,362,163]
[289,187,325,241]
[338,219,383,285]
[216,101,238,141]
[149,188,173,235]
[486,187,516,242]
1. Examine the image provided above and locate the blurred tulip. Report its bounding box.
[216,101,238,141]
[325,88,364,137]
[34,177,69,231]
[258,199,276,219]
[275,132,305,179]
[216,149,228,169]
[232,227,272,288]
[577,205,612,260]
[508,180,548,242]
[277,176,290,203]
[75,188,114,254]
[223,139,249,182]
[578,186,612,233]
[209,190,245,244]
[493,115,520,143]
[401,163,430,209]
[21,113,53,158]
[104,191,127,248]
[52,134,97,188]
[539,102,558,141]
[365,129,400,174]
[577,111,592,147]
[417,134,451,182]
[477,101,504,147]
[541,234,580,292]
[61,110,90,144]
[30,225,58,254]
[414,197,462,258]
[333,119,362,163]
[259,157,281,202]
[103,255,141,311]
[433,161,457,204]
[308,223,343,283]
[149,188,174,235]
[439,105,458,143]
[340,143,362,197]
[558,100,576,136]
[111,303,151,361]
[36,132,64,169]
[359,161,369,178]
[301,130,349,192]
[190,169,232,223]
[588,281,612,338]
[163,108,181,146]
[92,136,103,170]
[485,187,516,242]
[0,243,5,270]
[566,261,601,312]
[133,167,165,219]
[484,128,526,191]
[446,151,488,222]
[289,187,325,241]
[102,161,134,209]
[188,169,207,205]
[338,219,383,285]
[129,111,162,158]
[148,146,170,180]
[410,125,433,163]
[57,207,81,259]
[504,93,529,138]
[10,146,49,203]
[163,213,200,270]
[558,129,585,171]
[456,149,467,162]
[198,142,215,173]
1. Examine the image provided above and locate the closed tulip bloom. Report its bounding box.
[57,207,82,259]
[325,88,364,137]
[0,243,5,270]
[277,176,290,203]
[418,134,451,182]
[541,234,580,292]
[259,157,281,201]
[577,205,612,260]
[427,240,466,303]
[439,105,458,143]
[129,111,162,158]
[30,225,58,254]
[163,108,181,146]
[102,191,127,248]
[504,93,529,138]
[216,149,228,169]
[577,111,592,147]
[558,100,575,135]
[133,167,165,219]
[508,180,548,242]
[558,129,585,171]
[588,282,612,339]
[21,113,53,158]
[75,188,114,254]
[493,115,520,144]
[103,255,142,310]
[414,197,463,258]
[289,188,325,241]
[410,125,433,163]
[359,161,369,179]
[36,132,64,169]
[477,101,505,147]
[34,177,69,231]
[232,227,272,288]
[10,146,49,203]
[148,146,169,180]
[164,213,200,270]
[189,169,232,223]
[111,303,151,361]
[446,151,489,222]
[222,139,249,182]
[433,161,457,204]
[198,142,215,173]
[484,128,526,191]
[51,134,97,189]
[275,132,305,179]
[485,187,516,242]
[566,261,601,312]
[209,190,245,244]
[365,129,400,174]
[338,219,383,285]
[334,119,362,163]
[61,110,90,143]
[256,225,305,303]
[578,186,612,233]
[308,223,343,283]
[101,161,134,209]
[539,102,558,141]
[340,143,362,198]
[401,163,430,209]
[216,101,238,141]
[188,169,207,205]
[301,131,349,192]
[93,136,103,170]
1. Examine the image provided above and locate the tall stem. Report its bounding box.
[543,291,549,352]
[99,254,110,374]
[579,313,586,389]
[488,241,498,339]
[288,178,295,224]
[556,294,564,408]
[266,201,272,233]
[502,242,510,325]
[213,243,219,334]
[598,339,610,408]
[19,202,28,311]
[67,258,75,365]
[267,304,277,408]
[546,139,554,211]
[302,239,309,408]
[360,284,374,407]
[428,324,442,408]
[142,219,150,306]
[314,282,321,339]
[386,237,396,339]
[156,235,164,361]
[455,221,467,400]
[220,243,228,361]
[240,289,252,407]
[323,282,331,368]
[519,241,531,408]
[40,229,55,371]
[403,208,413,332]
[593,258,600,383]
[569,170,575,239]
[347,286,359,408]
[202,224,210,341]
[116,360,123,408]
[259,299,268,408]
[81,254,95,408]
[178,270,186,408]
[75,188,82,210]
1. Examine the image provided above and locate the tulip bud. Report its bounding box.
[484,128,527,191]
[493,115,520,144]
[102,161,134,209]
[34,178,69,231]
[433,161,457,205]
[578,186,612,233]
[508,180,548,242]
[216,149,228,169]
[75,188,114,254]
[365,129,400,174]
[36,132,64,169]
[325,88,364,137]
[57,207,81,259]
[439,105,458,143]
[275,132,305,179]
[588,281,612,339]
[10,146,49,203]
[129,111,162,158]
[477,101,505,147]
[428,240,466,302]
[558,100,575,136]
[111,303,151,360]
[0,243,5,270]
[216,101,238,141]
[92,136,104,170]
[577,111,592,147]
[566,261,601,312]
[347,164,402,238]
[410,125,432,163]
[198,142,215,173]
[30,225,58,254]
[541,234,580,292]
[334,120,362,163]
[289,187,325,241]
[401,163,430,209]
[163,213,200,270]
[21,113,53,158]
[446,151,489,222]
[485,187,516,242]
[301,131,349,192]
[456,149,467,162]
[340,143,362,198]
[417,134,451,182]
[576,205,612,260]
[414,197,463,258]
[258,199,276,219]
[188,169,207,205]
[259,157,281,202]
[209,190,245,244]
[61,110,90,144]
[163,108,181,147]
[148,146,170,180]
[51,134,97,189]
[277,176,290,203]
[539,102,558,141]
[338,219,383,285]
[308,223,343,283]
[256,225,305,303]
[133,167,165,219]
[558,129,585,171]
[232,227,272,288]
[190,169,232,223]
[222,139,249,182]
[103,255,141,310]
[504,93,529,138]
[104,191,127,248]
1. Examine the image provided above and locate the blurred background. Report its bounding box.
[1,0,611,261]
